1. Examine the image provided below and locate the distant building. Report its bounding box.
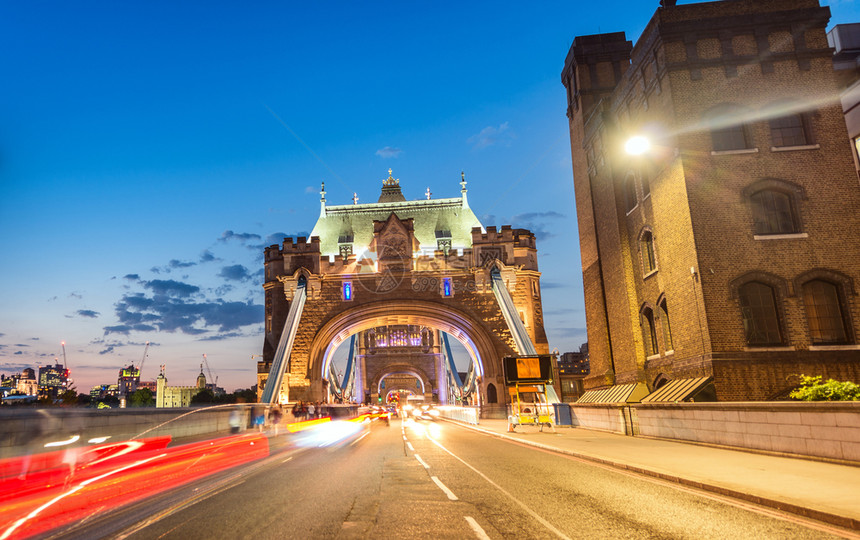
[90,384,119,400]
[17,368,37,396]
[156,367,206,408]
[38,364,70,400]
[561,0,860,400]
[558,345,589,402]
[118,365,141,398]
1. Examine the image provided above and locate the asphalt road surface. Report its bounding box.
[50,417,854,539]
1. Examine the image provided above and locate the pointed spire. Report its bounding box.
[353,192,359,205]
[320,181,326,202]
[460,171,469,208]
[425,187,432,200]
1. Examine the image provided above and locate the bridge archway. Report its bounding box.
[308,300,500,398]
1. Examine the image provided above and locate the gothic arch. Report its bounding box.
[307,300,506,389]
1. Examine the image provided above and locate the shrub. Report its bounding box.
[789,375,860,401]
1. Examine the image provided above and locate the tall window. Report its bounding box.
[659,298,673,351]
[708,104,751,151]
[738,282,783,345]
[770,114,808,147]
[641,307,658,357]
[712,123,749,151]
[624,173,637,212]
[750,189,798,235]
[802,280,849,344]
[640,168,651,198]
[640,230,656,274]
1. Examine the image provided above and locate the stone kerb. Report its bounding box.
[634,402,860,462]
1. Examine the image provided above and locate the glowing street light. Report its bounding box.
[625,135,651,156]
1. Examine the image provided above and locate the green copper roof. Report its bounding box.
[310,174,483,257]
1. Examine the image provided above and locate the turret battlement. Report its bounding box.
[282,236,321,254]
[472,225,535,246]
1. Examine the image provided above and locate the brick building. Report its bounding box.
[561,0,860,400]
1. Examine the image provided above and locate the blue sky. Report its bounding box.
[2,1,859,392]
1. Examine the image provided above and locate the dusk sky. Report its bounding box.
[3,1,859,393]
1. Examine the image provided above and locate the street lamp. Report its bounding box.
[624,135,651,156]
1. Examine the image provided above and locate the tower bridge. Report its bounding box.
[258,170,551,415]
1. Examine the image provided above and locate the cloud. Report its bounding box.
[219,230,262,244]
[304,186,318,194]
[106,290,262,336]
[541,281,567,289]
[199,250,217,263]
[124,274,140,281]
[0,362,34,372]
[14,351,23,355]
[144,279,200,298]
[69,292,82,299]
[551,327,588,337]
[169,259,196,269]
[218,264,252,282]
[375,146,402,158]
[76,309,100,318]
[510,211,566,240]
[467,122,514,149]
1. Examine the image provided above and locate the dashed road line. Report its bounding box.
[414,454,429,469]
[464,516,490,540]
[428,435,570,540]
[431,476,458,501]
[406,442,414,451]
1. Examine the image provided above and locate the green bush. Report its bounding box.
[789,375,860,401]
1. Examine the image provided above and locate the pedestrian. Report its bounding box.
[269,405,282,435]
[229,407,242,434]
[307,401,315,420]
[251,405,265,432]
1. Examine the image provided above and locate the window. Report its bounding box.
[738,282,782,345]
[707,104,752,151]
[640,168,651,198]
[624,173,637,212]
[712,123,749,151]
[750,189,798,235]
[640,230,656,274]
[659,298,673,351]
[436,230,452,254]
[802,280,849,344]
[770,114,807,147]
[641,307,658,357]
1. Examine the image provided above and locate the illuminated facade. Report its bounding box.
[117,365,141,398]
[259,171,550,411]
[38,364,70,400]
[561,0,860,400]
[156,368,206,408]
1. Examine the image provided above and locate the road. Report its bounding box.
[49,417,851,539]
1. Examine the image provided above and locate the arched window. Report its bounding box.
[486,383,497,404]
[802,280,849,344]
[624,173,637,212]
[640,229,657,275]
[659,298,673,351]
[738,281,783,345]
[750,189,799,235]
[770,113,809,147]
[640,306,658,357]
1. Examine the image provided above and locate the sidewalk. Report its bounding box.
[446,418,860,531]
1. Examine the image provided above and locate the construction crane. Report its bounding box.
[60,341,68,370]
[135,342,150,374]
[202,354,218,388]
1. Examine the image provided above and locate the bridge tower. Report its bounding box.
[258,171,550,416]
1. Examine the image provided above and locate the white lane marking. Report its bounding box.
[402,436,408,441]
[465,516,490,540]
[406,442,414,451]
[428,435,570,540]
[414,454,430,469]
[282,457,293,463]
[431,476,458,500]
[349,430,370,446]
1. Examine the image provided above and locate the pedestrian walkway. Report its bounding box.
[445,418,860,532]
